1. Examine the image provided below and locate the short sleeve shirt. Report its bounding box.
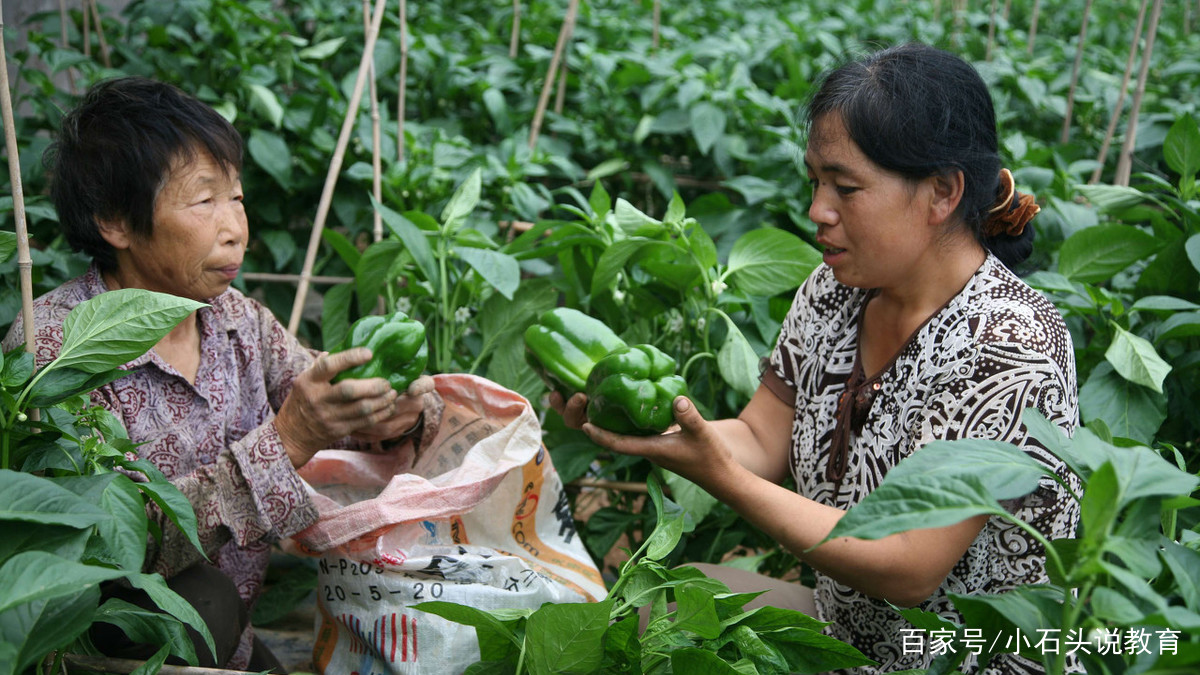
[766,255,1080,675]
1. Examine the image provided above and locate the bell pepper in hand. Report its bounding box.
[524,307,626,399]
[585,344,688,436]
[330,311,428,394]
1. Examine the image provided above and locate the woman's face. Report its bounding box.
[109,152,248,301]
[804,114,940,292]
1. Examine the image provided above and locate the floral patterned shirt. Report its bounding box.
[763,255,1081,675]
[4,264,320,666]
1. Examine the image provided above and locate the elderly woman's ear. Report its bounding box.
[96,218,133,250]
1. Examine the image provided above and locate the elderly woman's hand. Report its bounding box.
[349,374,435,444]
[274,349,428,468]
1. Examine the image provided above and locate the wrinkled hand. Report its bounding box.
[582,396,732,486]
[275,349,427,468]
[547,390,589,429]
[350,374,435,444]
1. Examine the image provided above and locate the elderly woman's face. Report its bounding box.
[116,152,248,301]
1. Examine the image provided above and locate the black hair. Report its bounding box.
[804,43,1034,268]
[46,77,244,272]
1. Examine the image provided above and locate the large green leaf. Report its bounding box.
[672,585,722,639]
[1155,310,1200,343]
[1057,224,1162,284]
[690,102,727,156]
[477,278,557,365]
[298,37,346,61]
[823,475,1007,543]
[0,586,99,675]
[127,573,217,663]
[94,598,198,665]
[525,599,613,675]
[454,247,520,300]
[246,83,284,128]
[120,459,204,556]
[319,282,354,351]
[0,231,15,265]
[717,318,760,400]
[1161,541,1200,611]
[53,290,204,374]
[723,176,779,206]
[593,238,665,291]
[97,475,150,573]
[1078,362,1167,444]
[727,228,821,297]
[0,470,109,529]
[662,470,719,524]
[25,367,131,408]
[613,199,666,237]
[247,128,292,189]
[671,647,744,674]
[374,196,438,284]
[440,168,482,232]
[1105,323,1171,393]
[1074,184,1156,213]
[411,601,526,653]
[1187,233,1200,275]
[0,552,124,613]
[1164,115,1200,179]
[763,626,877,674]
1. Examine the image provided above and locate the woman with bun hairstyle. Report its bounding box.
[554,43,1079,674]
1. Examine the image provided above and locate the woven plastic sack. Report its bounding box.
[289,374,606,675]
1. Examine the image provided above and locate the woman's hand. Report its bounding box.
[274,349,426,468]
[582,396,735,488]
[350,374,435,444]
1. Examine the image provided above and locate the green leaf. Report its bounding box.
[645,475,692,560]
[613,199,665,237]
[298,37,346,60]
[247,129,292,189]
[690,102,726,156]
[1080,462,1120,537]
[1057,224,1162,284]
[0,552,124,613]
[1129,295,1200,313]
[129,646,171,675]
[121,459,204,556]
[1188,234,1200,275]
[322,228,362,273]
[717,318,760,400]
[688,224,719,270]
[1164,115,1200,179]
[525,599,613,675]
[586,159,629,183]
[246,83,284,128]
[728,228,821,297]
[441,168,482,231]
[454,247,520,300]
[97,475,149,573]
[949,586,1062,644]
[1079,362,1167,444]
[588,181,611,218]
[53,290,204,374]
[662,470,719,523]
[1074,184,1156,212]
[373,196,437,284]
[0,230,15,264]
[1105,323,1171,393]
[95,599,197,665]
[0,585,99,675]
[412,601,525,654]
[1156,310,1200,343]
[25,367,130,408]
[320,282,354,351]
[1161,541,1200,611]
[673,584,722,639]
[593,238,661,291]
[764,626,877,674]
[0,470,109,529]
[724,176,779,206]
[671,647,744,674]
[477,278,557,364]
[825,475,1006,544]
[128,573,218,663]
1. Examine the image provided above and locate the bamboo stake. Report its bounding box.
[952,0,966,48]
[362,0,383,243]
[554,15,578,116]
[82,0,90,58]
[56,0,76,93]
[1060,0,1093,144]
[288,0,389,335]
[1003,0,1011,21]
[986,0,998,61]
[0,0,35,360]
[64,654,256,675]
[1027,0,1041,55]
[87,0,111,68]
[569,478,650,494]
[1114,0,1164,187]
[510,0,521,59]
[934,0,942,22]
[242,272,355,285]
[528,0,580,151]
[652,0,661,50]
[1090,0,1148,184]
[396,0,408,162]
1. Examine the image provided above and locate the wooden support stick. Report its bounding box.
[986,0,998,61]
[82,0,90,58]
[1091,0,1148,184]
[242,272,355,285]
[528,0,580,151]
[510,0,521,59]
[56,0,75,93]
[64,654,257,675]
[362,0,383,243]
[88,0,111,68]
[1114,0,1164,187]
[652,0,661,50]
[569,478,650,494]
[0,0,36,362]
[1060,0,1093,144]
[554,18,576,115]
[396,0,408,162]
[1027,0,1041,55]
[288,0,389,334]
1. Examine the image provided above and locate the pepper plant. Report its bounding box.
[0,288,215,675]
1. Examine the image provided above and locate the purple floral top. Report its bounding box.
[4,264,320,665]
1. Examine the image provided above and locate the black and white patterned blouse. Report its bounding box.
[763,254,1081,675]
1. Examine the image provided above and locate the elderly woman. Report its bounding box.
[556,44,1079,675]
[2,78,438,671]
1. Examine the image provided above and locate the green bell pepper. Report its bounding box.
[585,344,688,436]
[524,307,626,399]
[330,311,428,394]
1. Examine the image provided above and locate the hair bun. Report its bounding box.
[984,168,1039,238]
